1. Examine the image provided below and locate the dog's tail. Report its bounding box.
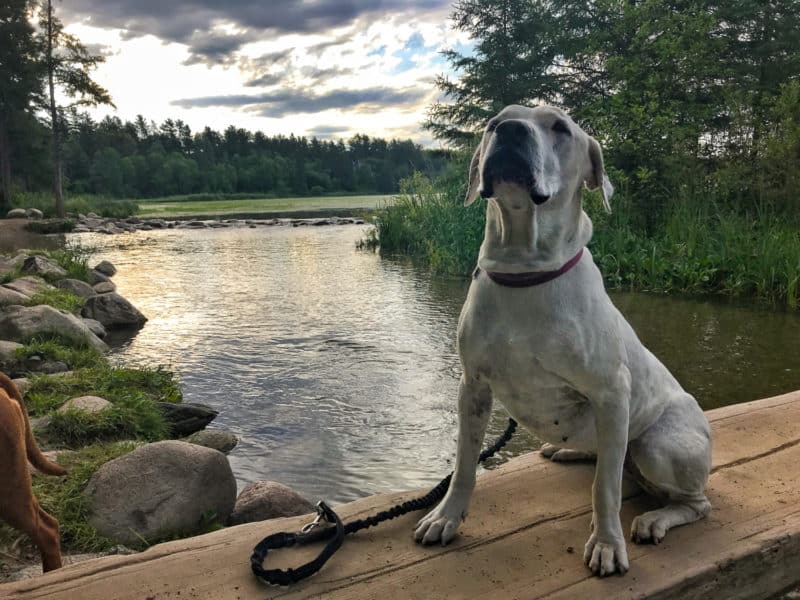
[0,372,67,476]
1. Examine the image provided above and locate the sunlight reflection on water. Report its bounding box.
[71,225,800,503]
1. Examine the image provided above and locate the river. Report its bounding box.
[62,225,800,503]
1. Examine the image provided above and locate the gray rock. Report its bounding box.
[81,293,147,329]
[6,208,27,219]
[93,260,117,277]
[87,270,111,285]
[25,208,44,220]
[56,278,96,299]
[157,402,218,436]
[0,305,108,352]
[84,441,237,545]
[12,377,29,395]
[82,318,107,339]
[38,360,69,375]
[0,286,29,307]
[58,395,111,414]
[2,276,54,297]
[185,429,238,454]
[21,255,67,278]
[93,281,116,294]
[228,481,315,526]
[86,212,100,219]
[0,340,23,374]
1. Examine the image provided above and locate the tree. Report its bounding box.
[0,0,43,212]
[39,0,113,216]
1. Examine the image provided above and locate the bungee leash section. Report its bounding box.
[251,417,518,586]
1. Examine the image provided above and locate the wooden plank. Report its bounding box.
[3,391,800,600]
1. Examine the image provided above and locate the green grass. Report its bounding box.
[15,336,102,371]
[137,194,393,217]
[365,170,800,308]
[1,244,94,284]
[10,191,138,219]
[25,288,85,313]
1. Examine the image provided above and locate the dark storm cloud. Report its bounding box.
[172,87,427,116]
[61,0,450,65]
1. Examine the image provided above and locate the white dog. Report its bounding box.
[413,105,712,577]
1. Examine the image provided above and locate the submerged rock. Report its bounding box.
[185,429,238,454]
[228,481,315,526]
[158,402,218,436]
[84,440,236,545]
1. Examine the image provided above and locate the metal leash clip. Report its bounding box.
[300,501,334,533]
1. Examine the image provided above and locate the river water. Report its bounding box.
[64,225,800,503]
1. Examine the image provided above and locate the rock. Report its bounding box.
[12,377,29,395]
[2,275,54,297]
[82,318,107,339]
[228,481,315,526]
[157,402,218,436]
[93,281,116,294]
[84,441,237,545]
[0,255,20,277]
[56,278,96,299]
[186,220,207,228]
[58,395,111,414]
[0,340,24,374]
[0,305,108,352]
[38,360,70,375]
[93,260,117,277]
[21,255,67,278]
[87,270,111,285]
[6,208,27,218]
[25,208,44,219]
[81,293,147,329]
[0,286,29,307]
[185,430,238,454]
[86,212,100,219]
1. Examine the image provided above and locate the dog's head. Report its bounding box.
[465,105,613,212]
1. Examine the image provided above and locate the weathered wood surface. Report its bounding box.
[3,391,800,600]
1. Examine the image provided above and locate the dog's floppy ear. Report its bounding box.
[586,136,614,213]
[464,144,481,206]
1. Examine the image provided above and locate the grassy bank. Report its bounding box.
[365,171,800,308]
[137,193,393,218]
[10,192,138,219]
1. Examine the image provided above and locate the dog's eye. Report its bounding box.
[552,120,571,135]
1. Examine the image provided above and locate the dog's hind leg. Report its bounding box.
[2,496,63,572]
[540,443,596,462]
[628,395,712,544]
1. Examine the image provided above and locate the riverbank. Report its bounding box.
[0,245,313,582]
[364,173,800,309]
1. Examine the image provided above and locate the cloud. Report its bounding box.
[182,29,261,66]
[172,87,428,117]
[306,125,350,139]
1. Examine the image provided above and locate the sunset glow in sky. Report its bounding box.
[59,0,472,145]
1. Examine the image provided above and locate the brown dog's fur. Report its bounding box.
[0,372,66,572]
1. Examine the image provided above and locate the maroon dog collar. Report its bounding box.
[479,247,584,288]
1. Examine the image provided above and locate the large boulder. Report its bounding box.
[93,260,117,277]
[81,293,147,329]
[0,305,108,352]
[6,208,27,219]
[58,395,111,414]
[2,276,54,297]
[228,481,315,526]
[21,255,67,278]
[157,402,218,436]
[185,429,238,454]
[0,286,29,307]
[84,441,237,545]
[56,278,96,299]
[25,208,44,220]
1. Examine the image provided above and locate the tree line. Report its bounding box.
[0,0,448,213]
[428,0,800,228]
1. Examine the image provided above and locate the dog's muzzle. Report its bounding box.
[480,148,549,205]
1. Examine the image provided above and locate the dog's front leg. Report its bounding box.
[583,367,631,576]
[414,375,492,545]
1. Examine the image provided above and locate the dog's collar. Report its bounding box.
[478,247,584,288]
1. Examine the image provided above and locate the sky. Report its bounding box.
[58,0,472,146]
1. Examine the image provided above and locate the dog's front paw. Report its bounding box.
[583,532,629,576]
[413,501,465,546]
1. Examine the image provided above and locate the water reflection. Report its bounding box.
[70,227,800,503]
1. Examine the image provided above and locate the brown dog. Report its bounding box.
[0,372,66,572]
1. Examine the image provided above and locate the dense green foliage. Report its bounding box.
[25,288,84,312]
[368,172,800,307]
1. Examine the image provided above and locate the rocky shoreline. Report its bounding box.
[0,247,315,582]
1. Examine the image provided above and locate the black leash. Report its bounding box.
[251,417,518,586]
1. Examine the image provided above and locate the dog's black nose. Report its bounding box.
[494,119,529,144]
